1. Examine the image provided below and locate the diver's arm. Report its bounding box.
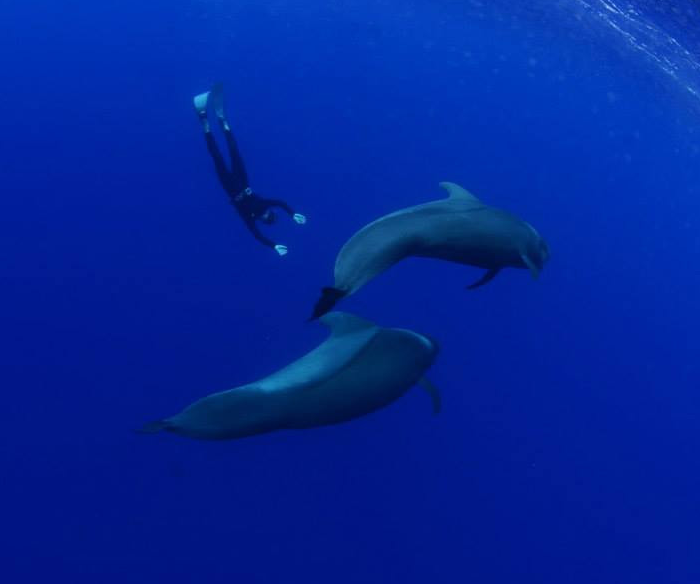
[264,198,295,216]
[244,218,276,248]
[266,199,306,224]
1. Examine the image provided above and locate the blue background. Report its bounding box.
[2,1,699,582]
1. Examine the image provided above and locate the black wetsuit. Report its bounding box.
[204,124,295,248]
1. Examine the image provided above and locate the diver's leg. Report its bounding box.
[222,126,250,191]
[194,90,232,189]
[210,83,250,191]
[203,133,234,189]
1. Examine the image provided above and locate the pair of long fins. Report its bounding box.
[194,82,226,119]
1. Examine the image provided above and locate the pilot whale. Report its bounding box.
[139,312,440,440]
[311,181,550,318]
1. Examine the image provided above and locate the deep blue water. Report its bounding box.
[2,1,700,582]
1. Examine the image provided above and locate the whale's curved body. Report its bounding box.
[312,182,550,318]
[140,312,440,440]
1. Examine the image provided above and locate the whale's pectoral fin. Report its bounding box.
[439,181,483,207]
[466,268,500,290]
[418,377,441,414]
[310,287,347,320]
[520,253,540,280]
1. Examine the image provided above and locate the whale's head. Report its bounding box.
[419,332,441,361]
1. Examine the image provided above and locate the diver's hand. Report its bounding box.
[274,244,288,256]
[293,213,306,225]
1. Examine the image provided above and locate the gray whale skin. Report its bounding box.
[312,181,550,318]
[139,312,440,440]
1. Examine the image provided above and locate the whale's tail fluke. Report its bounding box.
[137,420,170,434]
[310,287,347,320]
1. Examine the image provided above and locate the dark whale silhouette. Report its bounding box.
[312,182,549,318]
[139,312,440,440]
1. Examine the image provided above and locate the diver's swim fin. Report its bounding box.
[309,287,347,321]
[466,268,500,290]
[193,91,210,117]
[210,82,226,120]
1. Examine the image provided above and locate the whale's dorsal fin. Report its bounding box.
[319,312,376,336]
[439,182,483,207]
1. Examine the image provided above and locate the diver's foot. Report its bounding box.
[274,244,288,256]
[293,213,306,225]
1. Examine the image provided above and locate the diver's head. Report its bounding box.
[260,209,277,225]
